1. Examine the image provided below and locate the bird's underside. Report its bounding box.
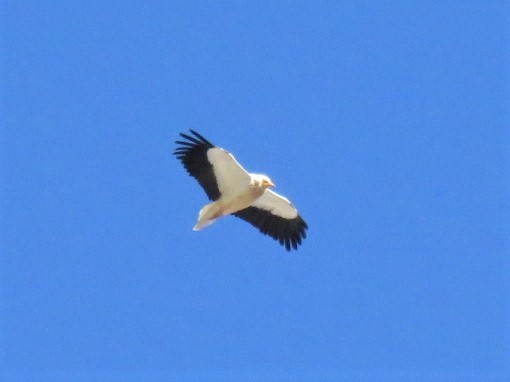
[193,182,265,231]
[174,130,308,251]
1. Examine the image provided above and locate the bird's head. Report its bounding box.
[251,174,275,189]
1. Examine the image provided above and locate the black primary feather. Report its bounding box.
[233,207,308,251]
[174,130,220,201]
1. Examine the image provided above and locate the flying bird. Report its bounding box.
[174,130,308,251]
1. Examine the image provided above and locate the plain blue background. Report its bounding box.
[1,1,509,381]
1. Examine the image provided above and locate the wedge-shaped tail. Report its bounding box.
[193,201,222,231]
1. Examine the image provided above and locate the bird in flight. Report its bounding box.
[174,130,308,251]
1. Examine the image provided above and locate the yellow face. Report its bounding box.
[261,177,275,188]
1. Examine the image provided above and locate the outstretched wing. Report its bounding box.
[233,189,308,251]
[174,130,250,201]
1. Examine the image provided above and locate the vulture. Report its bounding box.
[174,130,308,251]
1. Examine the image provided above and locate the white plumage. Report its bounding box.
[174,130,308,251]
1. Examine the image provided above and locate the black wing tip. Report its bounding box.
[284,216,308,252]
[264,215,308,252]
[175,130,214,148]
[232,208,309,252]
[174,130,221,201]
[189,129,203,139]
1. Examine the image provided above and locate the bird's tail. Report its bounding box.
[193,201,223,231]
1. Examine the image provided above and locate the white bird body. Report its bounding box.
[193,148,268,230]
[174,130,307,251]
[193,187,263,230]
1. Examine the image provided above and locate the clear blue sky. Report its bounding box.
[1,2,509,381]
